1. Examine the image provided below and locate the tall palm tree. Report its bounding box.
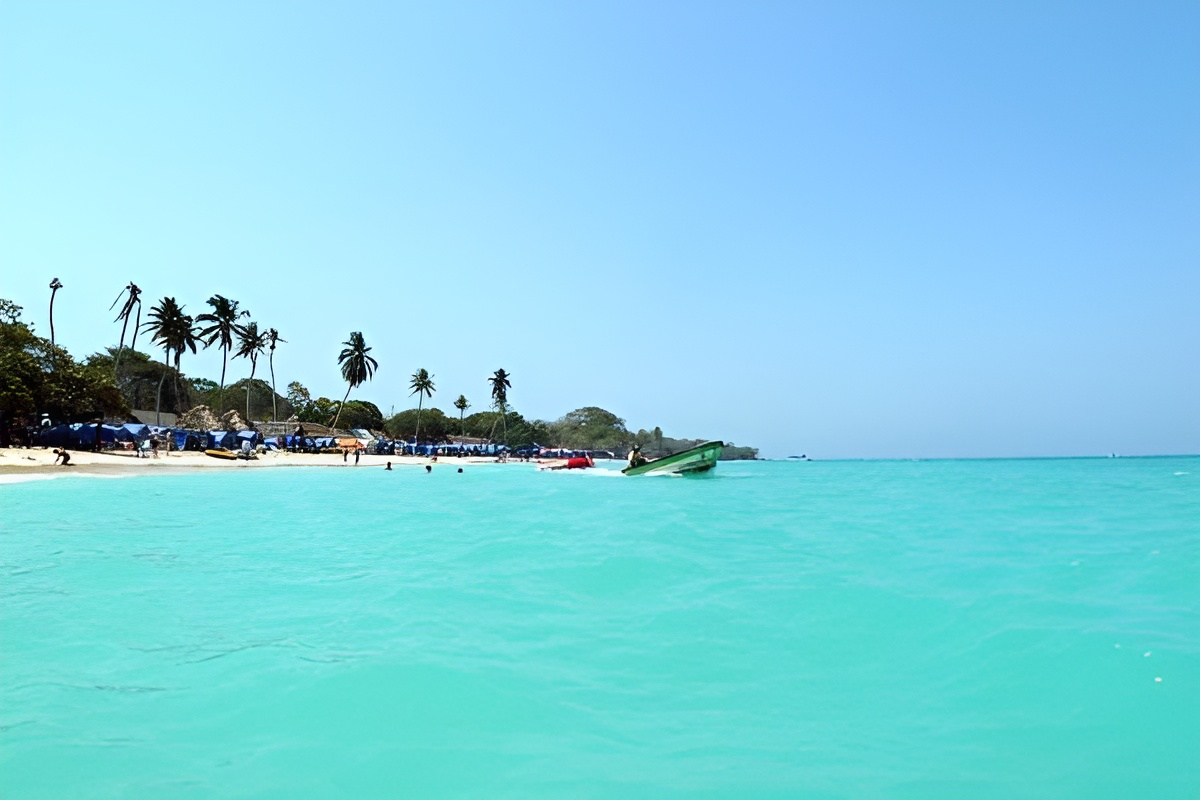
[454,394,470,437]
[235,322,269,424]
[266,328,286,422]
[169,308,199,417]
[48,277,63,366]
[409,368,435,443]
[47,278,63,359]
[331,331,378,431]
[143,297,188,426]
[488,368,512,445]
[195,294,248,414]
[110,282,142,376]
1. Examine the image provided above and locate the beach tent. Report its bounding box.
[74,424,120,448]
[172,429,203,451]
[236,430,261,447]
[122,423,150,441]
[37,424,72,448]
[206,430,237,449]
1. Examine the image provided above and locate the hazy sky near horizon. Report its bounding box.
[2,1,1196,459]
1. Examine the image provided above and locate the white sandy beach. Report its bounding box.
[0,446,521,481]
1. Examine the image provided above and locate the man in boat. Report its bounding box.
[627,445,648,470]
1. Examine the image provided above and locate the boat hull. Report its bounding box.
[622,441,724,476]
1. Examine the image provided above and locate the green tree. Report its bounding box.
[286,381,312,418]
[234,322,269,423]
[549,407,632,450]
[195,294,249,413]
[331,331,377,430]
[336,400,384,432]
[0,300,129,425]
[409,368,435,442]
[453,394,470,436]
[385,407,451,443]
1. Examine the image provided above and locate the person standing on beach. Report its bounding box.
[354,449,360,466]
[343,449,348,463]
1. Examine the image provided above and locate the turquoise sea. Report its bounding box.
[2,457,1197,798]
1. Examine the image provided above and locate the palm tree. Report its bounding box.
[235,322,269,424]
[48,277,63,368]
[169,309,199,417]
[266,328,286,421]
[454,394,470,437]
[143,297,189,426]
[331,331,378,431]
[409,368,435,443]
[195,294,248,414]
[488,368,512,445]
[109,282,143,376]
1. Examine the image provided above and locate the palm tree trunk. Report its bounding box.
[415,396,424,443]
[246,362,256,424]
[113,316,131,375]
[218,346,228,414]
[460,409,465,437]
[331,383,353,431]
[48,288,59,368]
[269,351,277,422]
[173,353,183,418]
[155,348,170,426]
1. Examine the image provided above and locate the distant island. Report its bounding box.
[0,295,758,460]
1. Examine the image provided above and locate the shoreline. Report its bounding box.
[0,447,522,483]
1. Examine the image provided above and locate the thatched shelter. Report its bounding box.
[177,405,220,431]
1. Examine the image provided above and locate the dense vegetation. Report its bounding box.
[2,291,758,459]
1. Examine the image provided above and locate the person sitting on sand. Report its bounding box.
[627,445,647,469]
[53,448,72,466]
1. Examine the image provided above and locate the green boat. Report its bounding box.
[622,440,724,476]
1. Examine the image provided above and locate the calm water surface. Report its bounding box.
[2,458,1197,798]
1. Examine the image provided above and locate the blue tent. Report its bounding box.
[172,429,203,451]
[37,424,72,448]
[122,423,150,441]
[206,430,237,449]
[75,424,119,447]
[236,430,261,447]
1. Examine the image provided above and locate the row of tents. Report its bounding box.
[37,423,264,452]
[37,423,519,457]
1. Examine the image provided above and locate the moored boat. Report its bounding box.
[622,440,724,476]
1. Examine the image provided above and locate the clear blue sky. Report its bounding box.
[2,1,1196,459]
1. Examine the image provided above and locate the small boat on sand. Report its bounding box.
[622,441,724,476]
[205,448,255,461]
